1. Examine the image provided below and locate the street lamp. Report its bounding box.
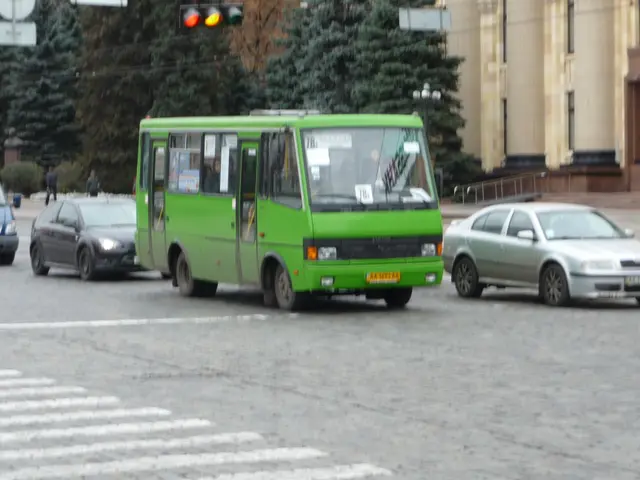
[412,82,441,142]
[412,82,443,194]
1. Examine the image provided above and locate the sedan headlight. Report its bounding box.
[3,221,16,235]
[317,246,337,260]
[99,238,121,251]
[421,243,437,256]
[580,260,617,271]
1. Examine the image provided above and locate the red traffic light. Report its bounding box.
[182,7,201,28]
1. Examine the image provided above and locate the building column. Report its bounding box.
[543,0,567,170]
[505,0,545,169]
[477,0,501,172]
[614,0,639,169]
[572,0,614,165]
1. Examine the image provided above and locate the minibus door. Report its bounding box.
[236,141,260,284]
[148,141,169,272]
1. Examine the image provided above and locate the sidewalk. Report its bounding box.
[12,198,43,221]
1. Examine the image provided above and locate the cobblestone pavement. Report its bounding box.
[1,218,639,479]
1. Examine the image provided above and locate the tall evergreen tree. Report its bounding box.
[299,0,368,112]
[265,6,311,109]
[8,0,82,167]
[75,1,155,192]
[354,0,477,186]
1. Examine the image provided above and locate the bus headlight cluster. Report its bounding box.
[421,243,436,256]
[318,246,337,260]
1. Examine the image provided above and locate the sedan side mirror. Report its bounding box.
[516,229,536,241]
[624,228,635,238]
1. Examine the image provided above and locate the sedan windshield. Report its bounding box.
[79,202,136,228]
[301,127,436,211]
[0,185,6,206]
[537,210,624,240]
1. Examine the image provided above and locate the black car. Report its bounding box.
[29,197,142,280]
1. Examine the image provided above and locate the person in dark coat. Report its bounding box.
[45,166,57,206]
[86,170,100,197]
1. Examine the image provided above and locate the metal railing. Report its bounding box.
[453,171,548,205]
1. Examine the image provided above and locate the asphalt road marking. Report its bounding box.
[0,378,56,388]
[0,407,171,427]
[0,314,276,330]
[0,448,328,479]
[0,386,86,399]
[0,418,212,443]
[0,396,121,412]
[203,463,394,480]
[0,432,263,461]
[0,369,392,479]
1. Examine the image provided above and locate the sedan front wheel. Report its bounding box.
[539,264,571,307]
[453,257,484,298]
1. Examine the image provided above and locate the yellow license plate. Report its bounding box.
[366,272,401,284]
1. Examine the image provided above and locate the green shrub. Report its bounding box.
[54,161,85,193]
[0,161,43,196]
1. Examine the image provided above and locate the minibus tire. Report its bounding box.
[176,251,218,297]
[273,264,308,311]
[383,287,413,309]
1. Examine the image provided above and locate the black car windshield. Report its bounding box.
[537,210,624,240]
[301,127,437,210]
[0,185,6,206]
[80,202,136,228]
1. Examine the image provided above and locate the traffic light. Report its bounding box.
[179,4,243,30]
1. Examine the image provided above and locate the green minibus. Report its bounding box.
[135,111,444,310]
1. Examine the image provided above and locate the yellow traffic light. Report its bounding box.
[204,7,222,27]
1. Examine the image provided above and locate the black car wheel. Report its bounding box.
[636,297,640,306]
[0,253,15,266]
[539,263,571,307]
[384,288,413,309]
[78,247,96,281]
[453,256,484,298]
[175,251,217,297]
[30,243,49,276]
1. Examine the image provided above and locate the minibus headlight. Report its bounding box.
[421,243,436,256]
[318,246,337,260]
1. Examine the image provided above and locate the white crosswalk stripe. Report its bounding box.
[0,368,392,479]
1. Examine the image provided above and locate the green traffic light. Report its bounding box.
[226,6,242,24]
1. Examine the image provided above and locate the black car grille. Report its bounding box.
[123,241,136,254]
[620,259,640,268]
[305,235,442,260]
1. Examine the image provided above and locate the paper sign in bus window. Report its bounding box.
[305,133,352,149]
[354,184,374,204]
[403,141,420,154]
[306,148,331,166]
[220,146,230,192]
[204,135,216,157]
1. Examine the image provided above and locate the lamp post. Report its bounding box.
[412,82,441,144]
[412,82,443,195]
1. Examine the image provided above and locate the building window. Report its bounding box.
[502,98,507,155]
[567,91,575,150]
[567,0,575,54]
[501,0,507,62]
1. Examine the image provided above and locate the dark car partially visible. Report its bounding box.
[29,197,142,280]
[0,184,18,266]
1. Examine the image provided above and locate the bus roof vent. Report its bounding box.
[249,109,322,117]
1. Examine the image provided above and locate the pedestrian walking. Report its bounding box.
[86,170,100,197]
[44,166,57,206]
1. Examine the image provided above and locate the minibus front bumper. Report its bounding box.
[303,259,444,291]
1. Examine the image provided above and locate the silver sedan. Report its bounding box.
[442,203,640,307]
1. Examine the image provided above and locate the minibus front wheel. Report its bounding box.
[273,263,309,311]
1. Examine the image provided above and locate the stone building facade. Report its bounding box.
[446,0,640,191]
